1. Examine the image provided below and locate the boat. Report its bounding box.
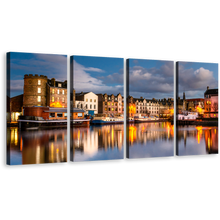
[91,116,124,125]
[18,116,90,130]
[134,116,159,123]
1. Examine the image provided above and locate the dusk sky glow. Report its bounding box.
[8,53,217,101]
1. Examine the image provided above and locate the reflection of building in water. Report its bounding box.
[73,125,124,157]
[204,128,218,154]
[23,130,67,164]
[73,127,99,156]
[128,122,174,146]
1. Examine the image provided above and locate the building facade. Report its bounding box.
[10,94,23,122]
[97,93,124,116]
[23,74,67,108]
[204,86,218,118]
[185,98,204,112]
[75,92,98,115]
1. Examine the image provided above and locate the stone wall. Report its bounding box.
[23,74,48,107]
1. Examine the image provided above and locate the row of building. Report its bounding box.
[8,74,218,122]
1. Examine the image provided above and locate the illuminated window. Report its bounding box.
[108,97,110,100]
[52,89,54,94]
[57,89,60,94]
[112,108,114,111]
[38,88,41,93]
[94,99,96,102]
[38,96,41,102]
[57,97,59,102]
[90,99,92,102]
[86,99,88,102]
[108,103,110,105]
[58,83,62,87]
[62,90,64,94]
[52,97,54,102]
[38,80,41,85]
[62,98,65,103]
[105,108,107,111]
[112,103,113,106]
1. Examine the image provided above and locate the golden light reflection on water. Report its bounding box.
[7,122,220,164]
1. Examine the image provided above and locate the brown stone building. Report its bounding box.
[23,74,67,108]
[97,93,124,116]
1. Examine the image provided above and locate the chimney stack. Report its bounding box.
[51,78,56,86]
[207,86,209,90]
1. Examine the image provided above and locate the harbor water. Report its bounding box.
[8,123,216,164]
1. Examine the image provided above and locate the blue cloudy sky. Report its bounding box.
[8,54,216,100]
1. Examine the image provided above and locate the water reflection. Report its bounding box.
[9,124,216,164]
[177,126,218,156]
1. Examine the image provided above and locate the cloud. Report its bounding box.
[179,67,218,93]
[10,53,67,81]
[10,80,24,92]
[73,60,123,95]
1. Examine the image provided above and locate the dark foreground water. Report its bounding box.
[8,124,215,164]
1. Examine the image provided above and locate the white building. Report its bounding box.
[177,112,198,120]
[75,92,98,115]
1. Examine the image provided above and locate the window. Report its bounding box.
[90,99,92,102]
[115,103,117,106]
[37,96,41,102]
[90,105,92,109]
[108,97,110,100]
[38,88,41,93]
[105,108,107,111]
[52,89,54,94]
[52,97,54,102]
[81,104,83,108]
[119,108,121,111]
[94,99,96,102]
[108,102,110,105]
[115,108,117,111]
[78,113,82,117]
[112,103,113,106]
[58,83,62,87]
[64,113,68,117]
[105,97,107,100]
[38,80,41,85]
[105,102,107,105]
[57,113,63,118]
[85,104,88,108]
[112,108,114,111]
[62,98,65,103]
[115,98,117,100]
[57,97,59,102]
[86,99,88,102]
[94,105,96,109]
[108,108,111,111]
[62,90,64,95]
[50,113,55,117]
[57,89,60,94]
